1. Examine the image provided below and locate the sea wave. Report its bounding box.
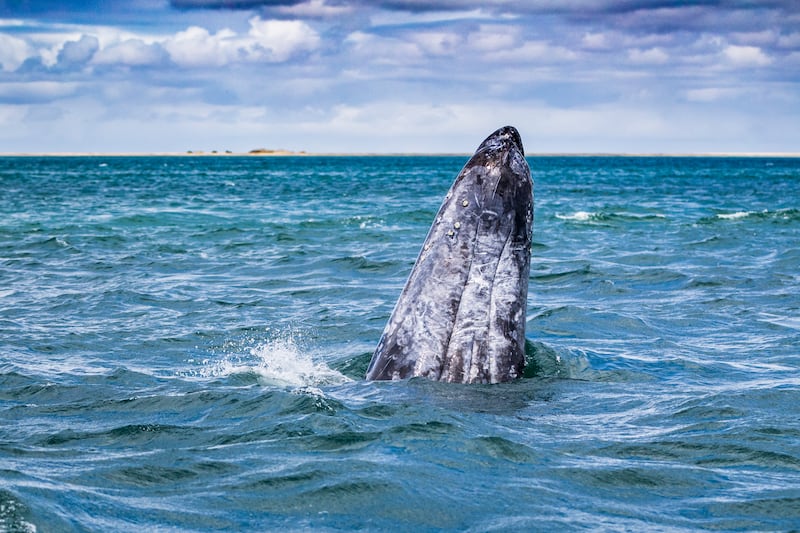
[717,211,752,220]
[703,208,800,223]
[555,211,667,223]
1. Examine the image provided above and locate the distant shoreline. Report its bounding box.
[2,151,799,158]
[0,151,468,157]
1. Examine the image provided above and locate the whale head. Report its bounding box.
[367,126,533,383]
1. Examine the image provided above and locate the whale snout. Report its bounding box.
[477,125,524,157]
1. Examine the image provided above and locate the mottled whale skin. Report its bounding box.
[366,126,533,383]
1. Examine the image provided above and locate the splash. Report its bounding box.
[197,330,351,388]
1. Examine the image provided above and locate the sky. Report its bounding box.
[0,0,798,153]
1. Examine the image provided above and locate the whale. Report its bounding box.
[366,126,533,383]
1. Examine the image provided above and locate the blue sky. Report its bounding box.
[1,1,798,153]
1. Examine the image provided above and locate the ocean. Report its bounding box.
[1,155,799,531]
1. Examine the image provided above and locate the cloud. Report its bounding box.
[55,34,99,69]
[166,0,799,18]
[1,0,799,153]
[409,30,462,56]
[627,47,669,65]
[247,17,321,60]
[777,32,800,49]
[0,81,80,104]
[163,26,238,67]
[162,17,319,67]
[93,39,168,67]
[484,40,577,63]
[684,87,745,103]
[466,25,518,53]
[171,0,297,7]
[0,15,321,73]
[344,30,424,66]
[581,32,611,51]
[271,0,354,18]
[722,44,773,67]
[0,33,34,71]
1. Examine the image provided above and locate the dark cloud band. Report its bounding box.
[171,0,303,8]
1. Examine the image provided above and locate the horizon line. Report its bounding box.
[2,151,800,158]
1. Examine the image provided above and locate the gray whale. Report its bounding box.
[366,126,533,383]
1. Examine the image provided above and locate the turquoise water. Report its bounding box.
[1,155,799,531]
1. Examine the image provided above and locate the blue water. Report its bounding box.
[1,155,799,531]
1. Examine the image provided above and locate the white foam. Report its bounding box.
[0,498,37,533]
[556,211,594,221]
[717,211,751,220]
[759,313,800,331]
[199,332,351,388]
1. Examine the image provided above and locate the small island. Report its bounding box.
[179,148,307,156]
[248,148,307,155]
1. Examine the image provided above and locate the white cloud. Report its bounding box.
[306,102,471,136]
[0,19,28,28]
[481,40,576,63]
[247,18,320,62]
[163,17,320,67]
[519,41,576,62]
[777,32,800,49]
[581,32,611,51]
[731,30,777,47]
[409,31,462,56]
[344,31,424,65]
[276,99,763,154]
[369,8,495,28]
[628,47,669,65]
[1,17,321,73]
[0,33,34,71]
[684,87,743,102]
[466,25,518,53]
[723,44,772,67]
[2,85,797,153]
[163,26,238,67]
[0,81,80,102]
[345,24,553,67]
[93,38,166,66]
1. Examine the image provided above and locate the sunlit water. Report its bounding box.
[1,155,799,531]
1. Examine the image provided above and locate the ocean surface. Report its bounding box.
[1,154,799,532]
